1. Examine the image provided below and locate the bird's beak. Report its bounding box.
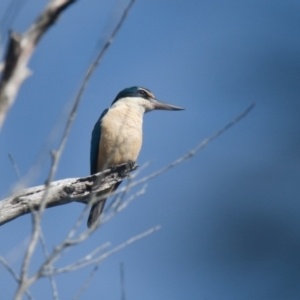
[150,98,185,111]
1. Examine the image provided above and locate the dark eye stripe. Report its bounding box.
[139,90,148,97]
[111,86,153,105]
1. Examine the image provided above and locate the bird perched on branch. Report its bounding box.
[88,86,184,228]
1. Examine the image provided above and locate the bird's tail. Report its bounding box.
[87,199,107,228]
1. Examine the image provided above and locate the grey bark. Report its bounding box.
[0,162,137,226]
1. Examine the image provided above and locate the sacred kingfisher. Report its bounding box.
[88,86,184,228]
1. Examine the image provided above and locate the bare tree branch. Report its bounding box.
[0,162,137,226]
[0,0,75,130]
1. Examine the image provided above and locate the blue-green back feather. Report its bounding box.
[90,108,108,175]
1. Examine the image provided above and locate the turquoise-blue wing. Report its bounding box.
[90,108,108,175]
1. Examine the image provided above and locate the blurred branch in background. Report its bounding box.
[0,0,75,131]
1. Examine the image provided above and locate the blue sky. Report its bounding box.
[1,0,300,299]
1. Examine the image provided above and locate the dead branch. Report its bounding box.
[0,0,75,130]
[0,162,137,226]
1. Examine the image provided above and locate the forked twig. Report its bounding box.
[0,256,34,300]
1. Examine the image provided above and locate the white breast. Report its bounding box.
[97,105,143,171]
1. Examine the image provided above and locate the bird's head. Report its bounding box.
[111,86,184,113]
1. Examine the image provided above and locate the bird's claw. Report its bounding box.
[126,160,136,170]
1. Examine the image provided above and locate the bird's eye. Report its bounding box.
[140,90,148,97]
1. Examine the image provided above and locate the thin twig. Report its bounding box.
[72,243,110,300]
[0,256,21,285]
[8,153,22,181]
[38,229,59,300]
[63,242,111,273]
[103,185,147,224]
[53,226,161,274]
[0,256,34,300]
[72,264,100,300]
[109,162,150,213]
[66,184,147,248]
[16,205,40,298]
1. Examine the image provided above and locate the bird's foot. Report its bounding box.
[110,165,117,172]
[126,160,136,171]
[110,161,137,177]
[118,161,136,177]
